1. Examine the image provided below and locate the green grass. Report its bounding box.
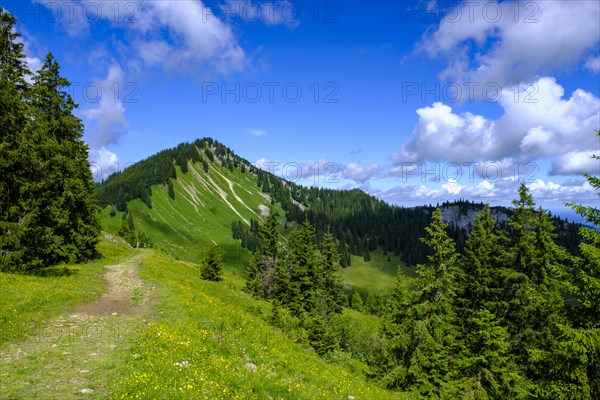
[339,250,417,297]
[98,206,124,236]
[110,250,402,399]
[121,161,267,274]
[0,236,132,347]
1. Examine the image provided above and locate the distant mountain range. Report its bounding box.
[95,138,583,266]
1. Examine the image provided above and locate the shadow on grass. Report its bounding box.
[26,266,79,278]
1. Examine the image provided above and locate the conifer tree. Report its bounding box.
[0,8,31,270]
[200,244,223,281]
[351,290,364,312]
[457,204,498,309]
[0,19,99,271]
[27,53,100,264]
[379,209,458,395]
[550,130,600,399]
[319,229,345,314]
[275,220,320,315]
[117,213,136,246]
[245,211,279,298]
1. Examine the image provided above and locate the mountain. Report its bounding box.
[95,138,582,271]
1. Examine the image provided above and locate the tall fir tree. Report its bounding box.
[552,130,600,399]
[274,219,320,315]
[245,211,278,298]
[200,244,223,281]
[318,229,345,314]
[0,11,99,271]
[23,53,100,266]
[499,183,569,397]
[452,204,531,398]
[0,8,32,270]
[379,209,458,396]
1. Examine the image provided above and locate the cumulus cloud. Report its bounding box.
[550,151,600,176]
[392,77,600,175]
[88,147,120,181]
[34,0,246,75]
[132,1,246,74]
[419,0,600,87]
[378,177,597,206]
[342,162,380,183]
[80,64,128,147]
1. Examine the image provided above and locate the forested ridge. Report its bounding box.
[95,137,583,267]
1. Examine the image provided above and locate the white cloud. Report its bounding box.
[34,0,246,75]
[130,1,246,75]
[88,147,119,181]
[392,77,600,175]
[249,129,267,137]
[25,56,42,75]
[584,55,600,74]
[254,157,279,174]
[419,0,600,87]
[80,64,128,147]
[378,177,597,206]
[550,151,600,176]
[342,162,380,183]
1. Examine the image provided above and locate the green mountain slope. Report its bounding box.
[96,137,581,291]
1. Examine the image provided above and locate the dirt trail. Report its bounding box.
[0,251,155,399]
[71,252,149,317]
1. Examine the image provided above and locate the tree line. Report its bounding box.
[242,166,599,398]
[372,174,599,398]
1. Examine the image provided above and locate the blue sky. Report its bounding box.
[8,0,600,218]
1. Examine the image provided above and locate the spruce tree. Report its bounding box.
[379,209,458,395]
[26,53,100,265]
[319,229,345,314]
[351,290,364,312]
[0,19,100,271]
[200,244,223,281]
[275,220,319,315]
[245,211,279,298]
[451,204,532,397]
[552,130,600,399]
[0,8,31,270]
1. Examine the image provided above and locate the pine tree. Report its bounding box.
[275,220,320,315]
[0,8,31,270]
[379,209,458,395]
[0,37,100,271]
[319,229,345,314]
[117,213,136,246]
[449,203,532,397]
[200,244,223,281]
[351,291,364,312]
[457,204,498,314]
[552,130,600,399]
[245,211,279,298]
